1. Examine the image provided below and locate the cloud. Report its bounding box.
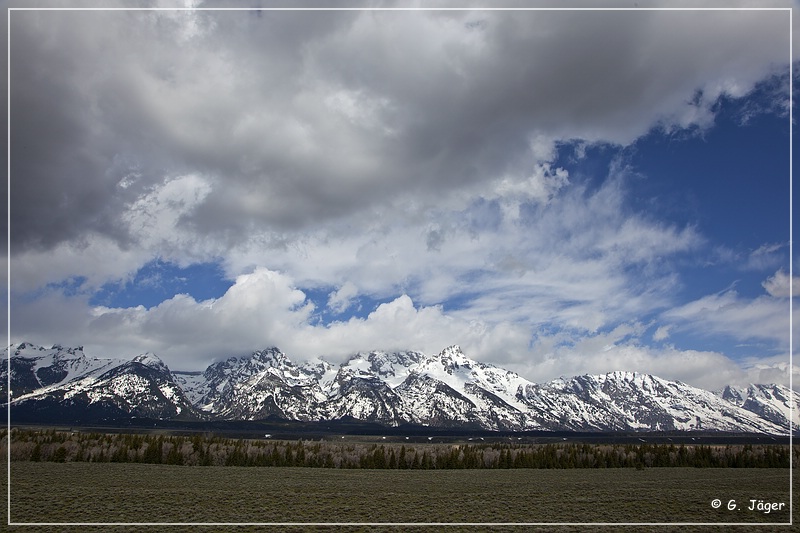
[121,174,212,250]
[208,166,704,342]
[761,269,800,298]
[12,266,797,391]
[518,318,800,391]
[11,268,529,370]
[10,147,712,376]
[662,281,793,349]
[738,354,798,389]
[9,8,788,258]
[653,325,672,342]
[326,281,360,315]
[7,7,793,392]
[12,267,314,368]
[743,242,787,271]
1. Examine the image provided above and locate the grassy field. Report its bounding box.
[3,462,793,532]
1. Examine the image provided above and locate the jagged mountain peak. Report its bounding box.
[594,370,659,383]
[345,349,426,364]
[131,352,168,371]
[5,343,196,422]
[206,347,297,380]
[12,341,46,353]
[338,350,427,386]
[716,382,799,431]
[720,384,746,403]
[49,343,85,354]
[217,346,289,366]
[8,342,86,358]
[603,371,672,389]
[7,342,798,434]
[438,344,469,364]
[439,344,464,357]
[251,346,289,362]
[299,357,335,376]
[3,342,123,398]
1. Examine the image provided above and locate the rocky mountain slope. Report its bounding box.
[4,342,797,433]
[4,343,196,421]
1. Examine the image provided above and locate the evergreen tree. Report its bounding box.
[411,451,420,469]
[30,443,41,462]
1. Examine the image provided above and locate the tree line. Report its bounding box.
[3,429,795,469]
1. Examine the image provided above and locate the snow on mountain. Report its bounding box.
[719,384,799,432]
[179,347,327,420]
[2,343,122,398]
[518,372,787,434]
[320,346,536,428]
[338,350,428,387]
[5,342,196,421]
[418,345,535,413]
[170,371,207,407]
[299,358,339,397]
[5,342,797,434]
[395,372,483,427]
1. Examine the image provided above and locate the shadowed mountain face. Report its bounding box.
[4,343,797,433]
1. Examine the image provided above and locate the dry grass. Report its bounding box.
[3,462,793,532]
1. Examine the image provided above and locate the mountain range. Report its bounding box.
[3,342,797,434]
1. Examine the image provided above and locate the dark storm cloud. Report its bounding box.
[8,8,789,253]
[9,10,179,251]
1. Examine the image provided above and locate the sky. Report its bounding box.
[4,1,799,392]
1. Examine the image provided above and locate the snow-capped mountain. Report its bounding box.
[2,342,120,397]
[4,343,197,422]
[173,347,327,420]
[517,372,789,433]
[4,342,797,434]
[719,384,798,433]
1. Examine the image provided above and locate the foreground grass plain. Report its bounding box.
[4,462,793,532]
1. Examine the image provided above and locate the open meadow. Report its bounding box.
[4,462,793,532]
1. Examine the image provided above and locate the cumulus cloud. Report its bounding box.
[738,354,798,390]
[11,268,529,370]
[14,268,312,367]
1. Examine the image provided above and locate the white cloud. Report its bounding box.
[326,281,360,315]
[738,354,798,390]
[516,323,795,392]
[217,167,702,340]
[11,269,529,370]
[662,287,793,349]
[744,242,786,271]
[653,325,672,342]
[12,267,797,391]
[10,236,148,295]
[10,174,220,294]
[762,269,800,298]
[491,164,570,209]
[122,174,212,248]
[10,151,712,377]
[51,268,314,368]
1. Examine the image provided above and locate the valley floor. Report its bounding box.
[3,462,793,532]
